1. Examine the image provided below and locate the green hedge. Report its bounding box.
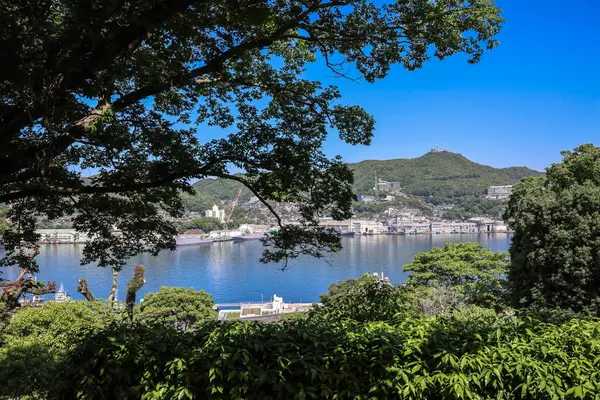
[6,309,598,399]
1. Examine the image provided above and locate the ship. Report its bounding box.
[54,283,70,303]
[340,231,355,237]
[175,236,213,246]
[233,232,265,242]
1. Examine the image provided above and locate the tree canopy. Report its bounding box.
[312,273,404,322]
[403,242,509,309]
[179,217,224,233]
[135,286,217,330]
[0,0,504,276]
[505,144,600,315]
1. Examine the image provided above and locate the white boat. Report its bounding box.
[54,283,70,302]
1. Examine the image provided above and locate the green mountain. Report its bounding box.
[181,178,253,212]
[184,152,542,211]
[351,151,542,199]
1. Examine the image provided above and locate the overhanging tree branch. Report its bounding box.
[221,174,283,228]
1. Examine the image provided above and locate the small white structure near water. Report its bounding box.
[272,294,284,313]
[54,283,69,303]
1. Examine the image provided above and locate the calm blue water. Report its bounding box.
[0,234,511,304]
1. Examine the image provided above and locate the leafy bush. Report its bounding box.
[13,311,599,399]
[0,300,118,398]
[135,286,217,330]
[404,242,509,310]
[310,273,408,322]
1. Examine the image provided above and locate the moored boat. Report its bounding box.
[175,236,213,246]
[233,232,266,242]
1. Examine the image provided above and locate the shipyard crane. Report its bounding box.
[224,184,244,225]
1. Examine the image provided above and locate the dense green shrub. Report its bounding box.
[404,242,509,310]
[0,300,119,398]
[310,273,410,322]
[5,310,599,399]
[135,286,217,330]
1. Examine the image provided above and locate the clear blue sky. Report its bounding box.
[314,0,599,172]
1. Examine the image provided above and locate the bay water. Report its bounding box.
[0,234,511,304]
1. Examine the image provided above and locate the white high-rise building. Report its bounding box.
[205,204,225,222]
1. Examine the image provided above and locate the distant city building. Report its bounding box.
[486,185,512,200]
[37,229,90,243]
[430,222,478,234]
[430,145,451,153]
[318,219,352,232]
[318,219,384,234]
[467,218,509,233]
[374,179,401,192]
[205,204,225,222]
[352,219,385,234]
[402,223,430,234]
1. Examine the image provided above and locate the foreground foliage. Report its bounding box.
[505,144,600,315]
[2,308,600,399]
[0,301,119,394]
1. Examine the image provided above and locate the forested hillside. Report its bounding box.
[351,151,541,199]
[186,152,541,210]
[180,179,253,212]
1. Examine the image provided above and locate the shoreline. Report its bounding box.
[29,231,513,246]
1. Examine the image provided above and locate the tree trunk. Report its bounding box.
[77,278,95,301]
[107,269,119,301]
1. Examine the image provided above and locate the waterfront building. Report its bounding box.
[486,185,512,200]
[37,229,91,243]
[352,219,385,234]
[205,204,225,222]
[467,217,496,232]
[430,222,479,234]
[374,180,401,192]
[317,219,384,234]
[318,219,353,232]
[401,223,430,234]
[250,224,272,233]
